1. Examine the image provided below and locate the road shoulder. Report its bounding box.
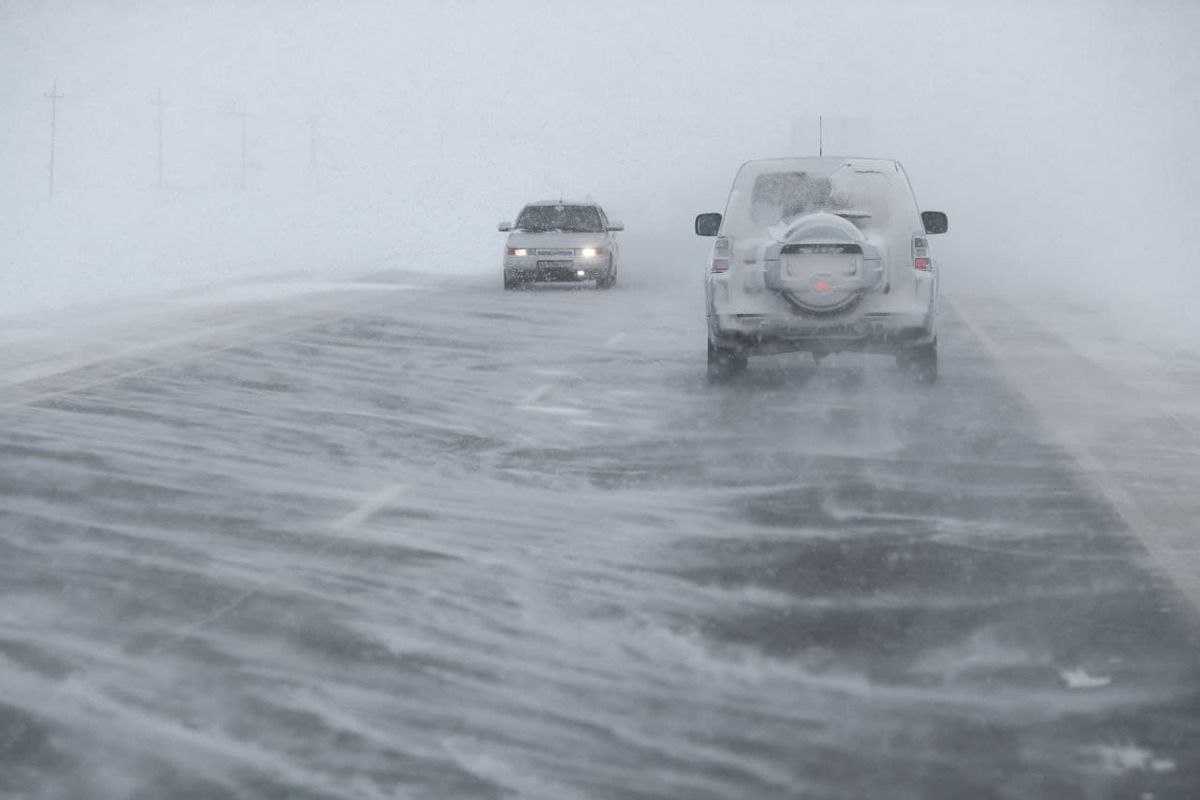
[950,292,1200,616]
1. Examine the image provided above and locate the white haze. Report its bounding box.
[1,0,1198,340]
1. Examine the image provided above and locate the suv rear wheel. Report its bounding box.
[707,340,747,383]
[897,340,938,384]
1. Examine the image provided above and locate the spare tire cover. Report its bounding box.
[772,212,867,314]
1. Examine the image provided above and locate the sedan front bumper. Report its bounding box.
[505,259,607,282]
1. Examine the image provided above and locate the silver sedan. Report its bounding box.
[499,201,623,289]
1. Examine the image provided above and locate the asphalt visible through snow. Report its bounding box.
[1,272,1198,799]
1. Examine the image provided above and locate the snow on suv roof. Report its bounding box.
[524,200,598,207]
[740,157,901,173]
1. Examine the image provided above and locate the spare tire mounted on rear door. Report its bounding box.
[762,211,884,316]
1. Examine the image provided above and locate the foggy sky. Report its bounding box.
[2,0,1197,326]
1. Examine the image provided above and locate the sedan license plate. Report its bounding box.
[537,260,573,268]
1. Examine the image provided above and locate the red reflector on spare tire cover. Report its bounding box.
[812,277,832,294]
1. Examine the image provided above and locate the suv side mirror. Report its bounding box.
[695,213,722,236]
[921,211,948,235]
[607,221,624,232]
[498,221,513,232]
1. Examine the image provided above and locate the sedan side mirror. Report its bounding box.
[608,221,624,232]
[921,211,948,235]
[695,213,722,237]
[498,221,513,232]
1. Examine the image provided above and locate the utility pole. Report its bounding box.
[237,104,247,190]
[44,78,65,199]
[222,103,250,190]
[306,116,320,191]
[153,88,167,189]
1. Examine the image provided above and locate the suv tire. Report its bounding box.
[707,340,748,383]
[897,340,938,384]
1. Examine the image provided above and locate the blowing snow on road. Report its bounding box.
[1,271,1197,798]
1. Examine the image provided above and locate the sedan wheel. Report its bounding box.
[596,259,616,289]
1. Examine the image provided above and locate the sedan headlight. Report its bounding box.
[579,246,605,258]
[507,247,528,257]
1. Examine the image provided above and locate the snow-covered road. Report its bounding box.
[1,271,1198,799]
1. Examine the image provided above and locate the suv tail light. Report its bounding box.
[912,236,931,272]
[711,236,731,273]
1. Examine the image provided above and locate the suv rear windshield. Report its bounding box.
[517,205,604,233]
[725,160,913,238]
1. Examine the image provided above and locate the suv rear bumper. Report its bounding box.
[709,311,935,355]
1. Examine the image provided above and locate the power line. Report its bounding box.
[44,78,65,198]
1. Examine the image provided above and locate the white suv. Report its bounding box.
[695,157,948,382]
[499,201,623,290]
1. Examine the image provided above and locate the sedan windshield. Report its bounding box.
[517,205,604,233]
